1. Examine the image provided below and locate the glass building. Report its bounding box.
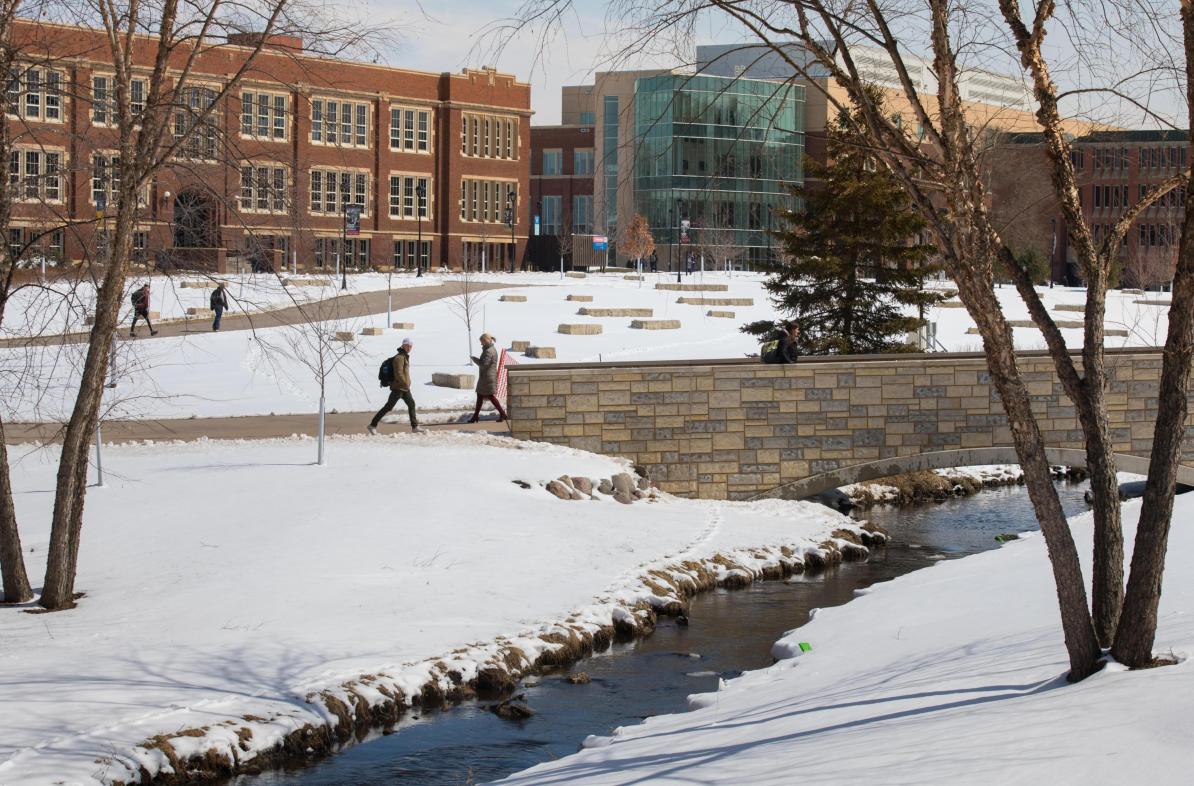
[633,73,804,264]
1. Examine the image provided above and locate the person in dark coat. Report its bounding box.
[763,322,801,364]
[649,251,658,273]
[129,283,157,337]
[210,283,229,331]
[368,338,421,434]
[468,333,508,423]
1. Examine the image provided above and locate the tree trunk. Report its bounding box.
[1082,401,1123,646]
[0,415,32,604]
[1112,2,1194,659]
[40,213,135,610]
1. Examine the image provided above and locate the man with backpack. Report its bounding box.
[762,321,800,364]
[129,283,157,337]
[210,283,229,331]
[368,338,421,434]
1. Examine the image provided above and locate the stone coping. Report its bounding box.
[506,346,1165,374]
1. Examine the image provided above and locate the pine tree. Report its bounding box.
[745,99,940,354]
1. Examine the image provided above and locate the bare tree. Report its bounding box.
[496,0,1192,678]
[554,222,574,277]
[446,247,487,363]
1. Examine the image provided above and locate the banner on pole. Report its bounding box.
[345,204,362,236]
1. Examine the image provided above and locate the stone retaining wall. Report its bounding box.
[507,350,1193,500]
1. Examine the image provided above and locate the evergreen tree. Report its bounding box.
[744,99,940,354]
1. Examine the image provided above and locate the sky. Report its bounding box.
[363,0,1186,130]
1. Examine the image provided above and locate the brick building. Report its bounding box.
[527,123,598,270]
[6,19,531,272]
[989,130,1188,285]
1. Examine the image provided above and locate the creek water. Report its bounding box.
[235,480,1091,786]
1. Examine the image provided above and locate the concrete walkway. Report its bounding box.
[1,280,514,348]
[6,411,511,444]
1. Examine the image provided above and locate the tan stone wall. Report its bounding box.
[507,351,1192,500]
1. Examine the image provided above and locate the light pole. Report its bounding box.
[339,202,348,291]
[505,189,516,274]
[416,181,426,277]
[673,200,681,283]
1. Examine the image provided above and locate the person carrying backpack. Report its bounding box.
[762,321,800,364]
[210,283,229,331]
[129,283,157,337]
[468,333,507,423]
[368,338,421,434]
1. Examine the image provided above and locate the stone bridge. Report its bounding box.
[506,348,1194,500]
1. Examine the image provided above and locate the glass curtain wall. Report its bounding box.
[633,74,804,265]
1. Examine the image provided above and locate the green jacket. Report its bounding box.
[390,348,412,391]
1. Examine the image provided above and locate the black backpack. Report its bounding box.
[209,289,221,309]
[378,356,395,387]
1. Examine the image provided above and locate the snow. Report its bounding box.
[496,494,1194,786]
[0,433,864,785]
[1,273,1173,423]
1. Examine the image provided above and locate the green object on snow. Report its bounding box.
[798,642,812,653]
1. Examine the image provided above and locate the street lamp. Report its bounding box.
[505,189,516,274]
[416,181,426,277]
[340,202,348,291]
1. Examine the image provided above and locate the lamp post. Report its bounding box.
[339,203,348,291]
[505,189,516,273]
[673,200,682,283]
[416,181,426,277]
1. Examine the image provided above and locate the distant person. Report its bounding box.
[686,253,695,276]
[210,283,229,331]
[763,322,800,364]
[368,338,421,434]
[468,333,507,423]
[649,251,658,273]
[129,283,157,337]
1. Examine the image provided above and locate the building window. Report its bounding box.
[132,231,148,263]
[309,169,368,215]
[6,66,63,122]
[573,149,594,175]
[173,85,218,160]
[580,111,596,124]
[393,239,431,269]
[310,98,369,147]
[542,149,562,176]
[9,148,62,202]
[390,107,431,152]
[461,113,518,159]
[8,228,23,258]
[241,91,288,140]
[541,195,562,235]
[239,164,288,213]
[93,75,147,125]
[573,195,593,234]
[388,174,430,218]
[49,228,64,258]
[460,179,516,223]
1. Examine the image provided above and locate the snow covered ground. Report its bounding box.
[0,433,869,785]
[0,273,1173,423]
[497,494,1194,786]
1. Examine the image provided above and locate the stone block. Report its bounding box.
[630,319,681,330]
[677,297,754,306]
[654,283,730,292]
[526,346,556,358]
[1135,299,1171,307]
[360,327,384,336]
[567,294,594,302]
[623,274,644,281]
[566,271,587,278]
[578,307,653,317]
[558,323,603,335]
[282,278,325,287]
[432,372,476,389]
[937,300,966,308]
[706,310,735,318]
[1054,303,1085,312]
[334,331,355,342]
[392,322,415,329]
[500,294,528,302]
[185,307,214,317]
[180,280,218,289]
[511,340,531,352]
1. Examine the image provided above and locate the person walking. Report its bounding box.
[763,321,801,364]
[129,283,157,337]
[210,283,228,331]
[368,338,421,434]
[468,333,507,423]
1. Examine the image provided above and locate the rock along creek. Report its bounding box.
[232,480,1092,786]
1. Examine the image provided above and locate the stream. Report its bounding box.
[234,479,1092,786]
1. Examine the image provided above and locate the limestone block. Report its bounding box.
[706,310,735,318]
[526,346,556,358]
[677,297,754,306]
[577,307,653,317]
[334,331,355,342]
[1135,299,1171,306]
[392,322,415,329]
[180,281,218,289]
[566,271,587,278]
[500,294,528,302]
[432,372,476,389]
[1054,303,1085,312]
[567,294,594,302]
[623,274,644,281]
[1105,328,1129,337]
[360,327,385,336]
[936,300,966,308]
[1053,320,1084,329]
[654,283,729,292]
[282,278,325,287]
[511,340,531,352]
[559,323,603,335]
[186,307,214,317]
[630,319,681,330]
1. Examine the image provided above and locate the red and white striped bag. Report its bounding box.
[496,348,519,407]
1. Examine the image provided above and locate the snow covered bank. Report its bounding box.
[838,464,1029,507]
[0,434,876,785]
[497,496,1194,785]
